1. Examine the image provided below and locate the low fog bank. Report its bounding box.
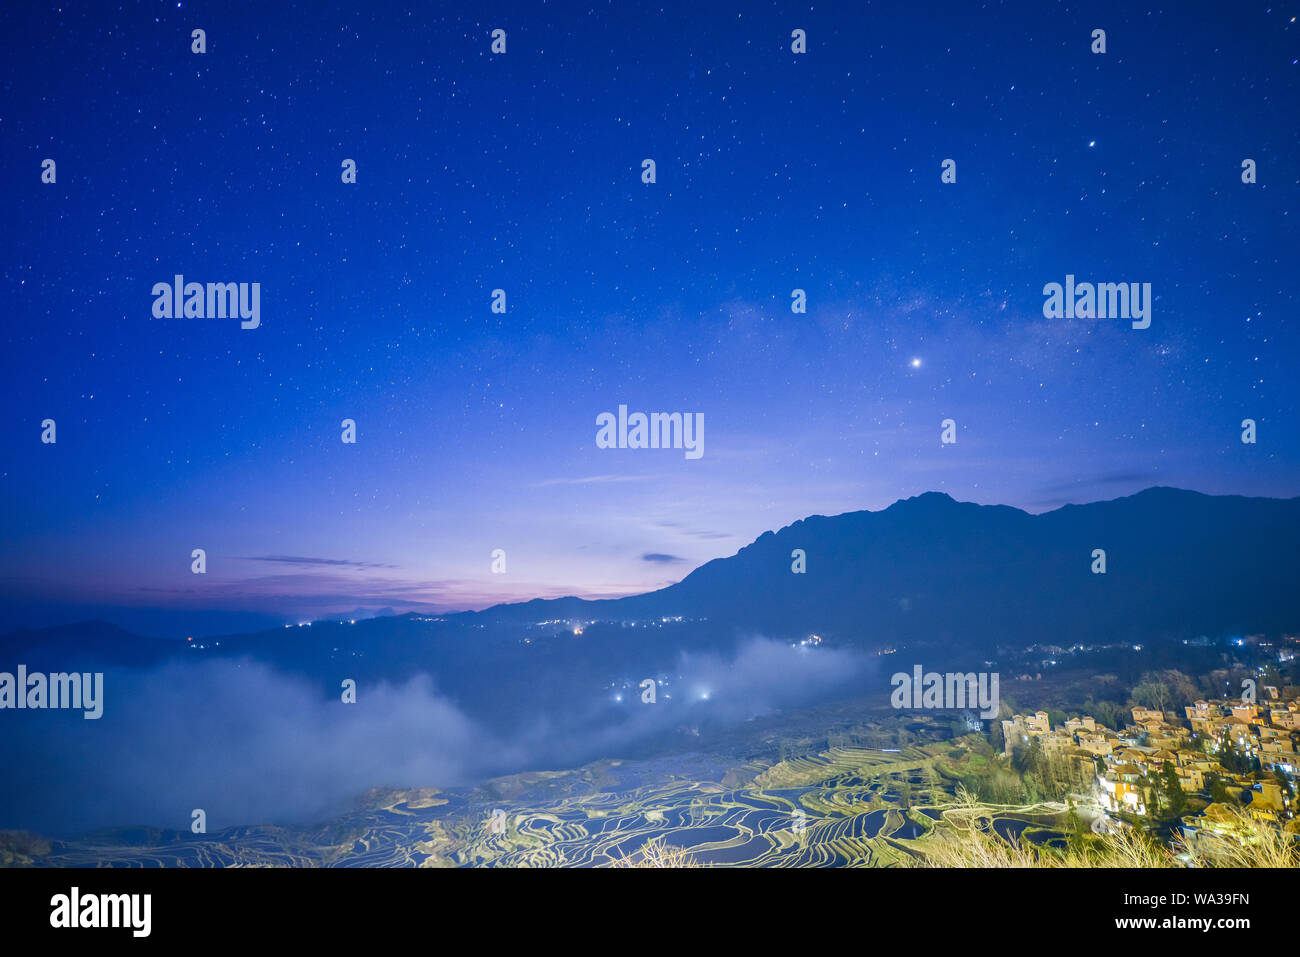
[0,638,871,837]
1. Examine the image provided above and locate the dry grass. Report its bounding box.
[1183,813,1300,868]
[607,837,702,868]
[909,787,1297,869]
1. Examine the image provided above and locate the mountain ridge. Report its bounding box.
[5,487,1299,655]
[456,486,1300,642]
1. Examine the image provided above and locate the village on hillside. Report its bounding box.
[1000,686,1300,848]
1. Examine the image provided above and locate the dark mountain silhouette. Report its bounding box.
[462,487,1300,651]
[0,620,179,670]
[344,606,397,621]
[4,488,1298,673]
[0,602,285,640]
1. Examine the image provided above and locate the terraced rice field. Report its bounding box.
[21,743,1061,867]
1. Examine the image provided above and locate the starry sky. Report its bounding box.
[1,1,1297,623]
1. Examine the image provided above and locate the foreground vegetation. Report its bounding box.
[909,787,1299,868]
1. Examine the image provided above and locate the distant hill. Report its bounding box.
[5,488,1299,671]
[0,603,286,640]
[0,620,179,670]
[462,487,1300,650]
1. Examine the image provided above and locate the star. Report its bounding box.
[910,358,922,368]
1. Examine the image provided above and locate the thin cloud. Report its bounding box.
[1037,472,1152,495]
[653,521,731,541]
[532,474,652,488]
[242,555,399,569]
[1030,472,1166,508]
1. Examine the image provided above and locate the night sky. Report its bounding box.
[2,2,1297,622]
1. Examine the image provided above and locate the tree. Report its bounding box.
[1159,670,1199,710]
[1218,737,1244,773]
[1206,772,1231,804]
[1131,670,1198,715]
[1086,698,1123,730]
[1013,736,1043,776]
[1131,679,1171,715]
[1160,762,1186,819]
[989,719,1006,754]
[1065,807,1089,853]
[1275,768,1294,799]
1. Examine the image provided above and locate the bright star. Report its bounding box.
[910,357,922,368]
